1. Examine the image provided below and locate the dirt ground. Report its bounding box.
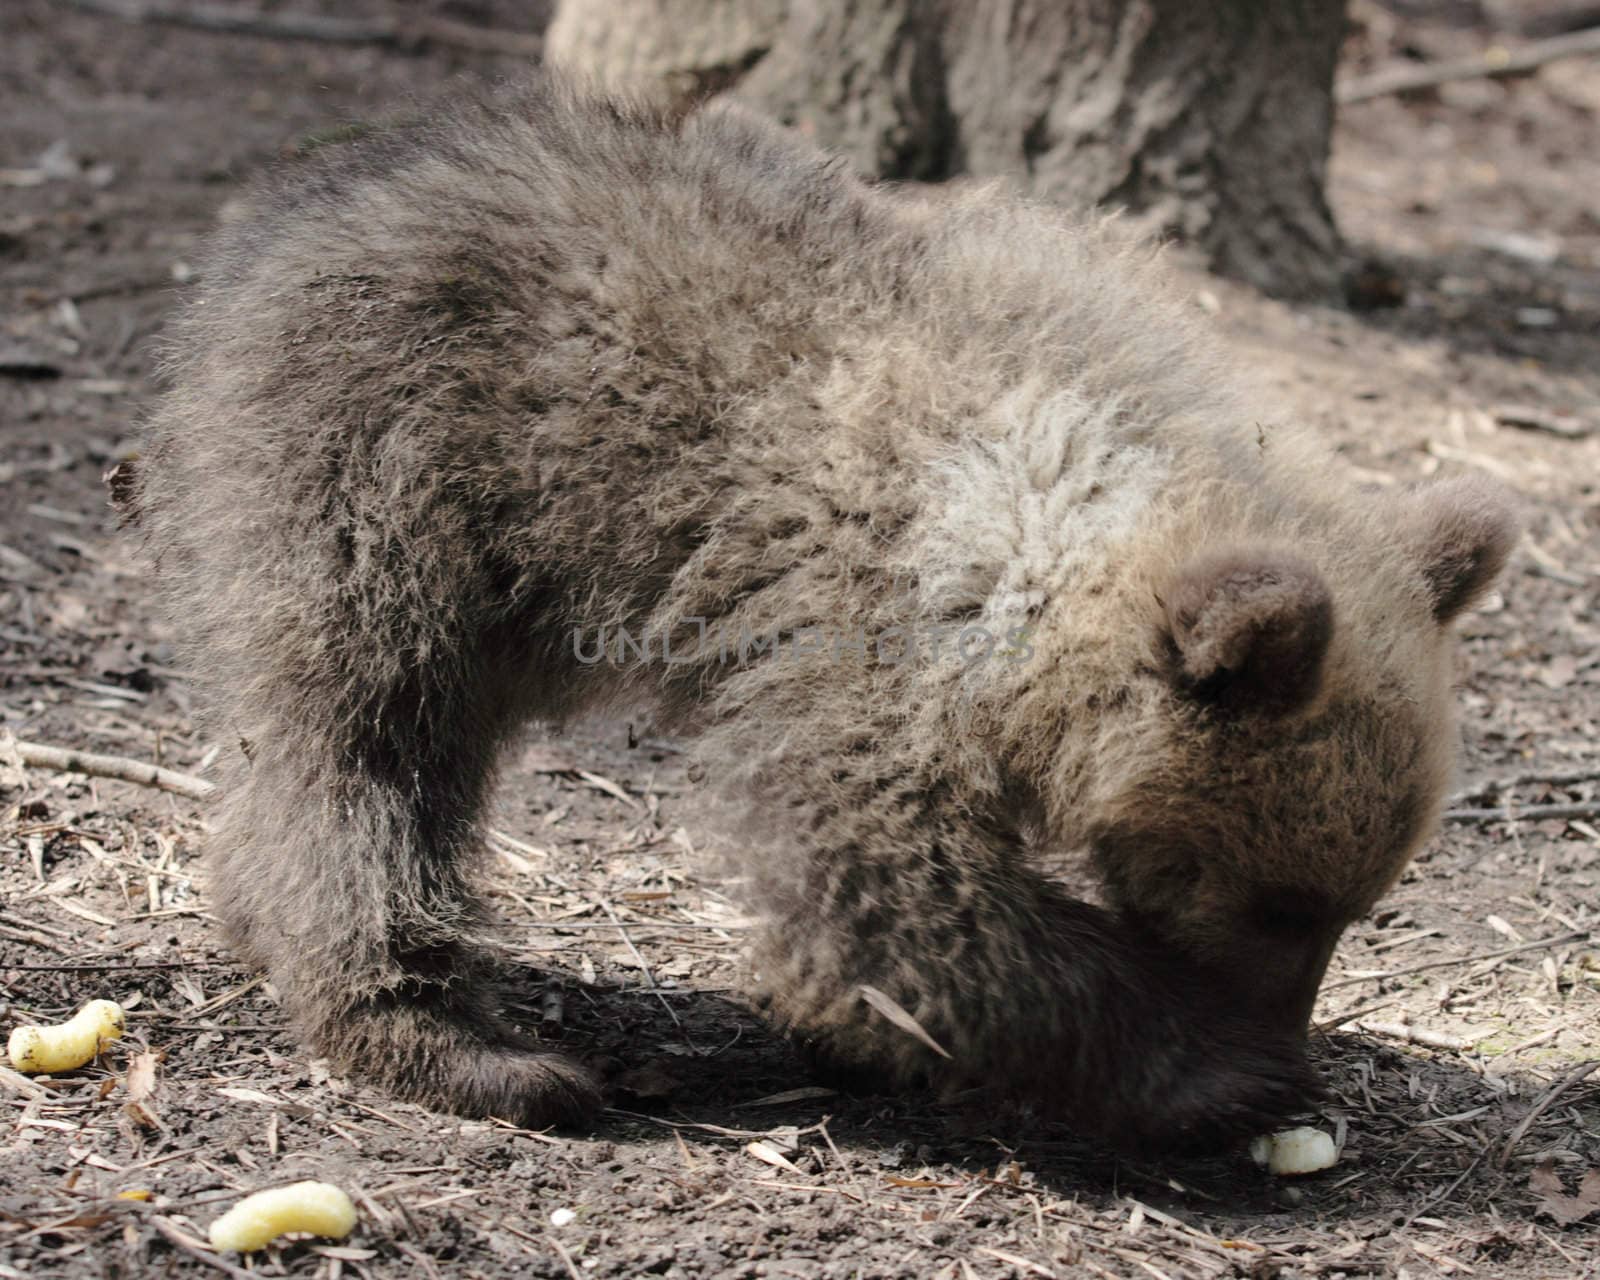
[2,2,1597,1277]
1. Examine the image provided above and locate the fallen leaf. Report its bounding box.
[1486,915,1523,942]
[736,1086,838,1108]
[859,985,951,1059]
[577,769,639,808]
[216,1087,281,1106]
[122,1100,161,1131]
[746,1140,806,1175]
[1538,655,1579,690]
[1530,1161,1600,1225]
[122,1051,162,1128]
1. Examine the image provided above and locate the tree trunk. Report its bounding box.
[543,0,786,102]
[546,0,1349,299]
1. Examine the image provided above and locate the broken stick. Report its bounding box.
[1338,25,1600,104]
[6,738,215,801]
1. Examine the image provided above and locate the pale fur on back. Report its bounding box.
[132,75,1515,1148]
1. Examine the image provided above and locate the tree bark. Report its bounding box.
[546,0,1349,299]
[545,0,786,103]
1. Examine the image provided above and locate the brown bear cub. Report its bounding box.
[131,77,1515,1152]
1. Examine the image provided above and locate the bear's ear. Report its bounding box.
[1407,475,1519,623]
[1164,553,1333,716]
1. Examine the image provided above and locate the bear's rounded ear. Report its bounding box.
[1406,475,1519,623]
[1164,553,1333,717]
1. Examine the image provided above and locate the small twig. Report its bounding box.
[509,919,745,932]
[150,1217,255,1279]
[545,1232,584,1280]
[66,0,543,57]
[595,899,695,1050]
[1514,2,1600,36]
[1338,25,1600,104]
[1443,802,1600,824]
[1449,768,1600,805]
[1503,1027,1561,1055]
[1490,405,1595,440]
[576,770,640,809]
[70,0,392,40]
[1404,1151,1486,1228]
[973,1246,1056,1278]
[1313,996,1398,1033]
[1368,926,1443,954]
[189,976,265,1019]
[0,922,72,954]
[5,960,228,971]
[0,1065,51,1100]
[6,738,215,800]
[488,828,550,861]
[1322,930,1590,991]
[1356,1020,1475,1052]
[1497,1060,1600,1169]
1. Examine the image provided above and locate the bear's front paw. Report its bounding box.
[312,994,602,1129]
[1095,1033,1320,1155]
[790,1031,903,1097]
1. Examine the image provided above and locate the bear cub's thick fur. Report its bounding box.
[131,78,1516,1151]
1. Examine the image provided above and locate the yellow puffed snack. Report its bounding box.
[208,1181,358,1253]
[1250,1127,1338,1175]
[7,999,125,1073]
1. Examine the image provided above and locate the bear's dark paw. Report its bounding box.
[1092,1036,1322,1156]
[311,991,602,1129]
[424,1041,602,1128]
[789,1032,902,1098]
